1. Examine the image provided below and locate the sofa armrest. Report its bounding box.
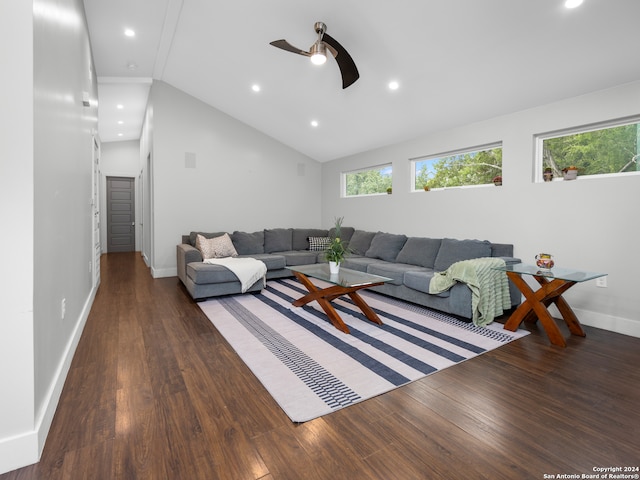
[177,243,202,285]
[499,256,521,266]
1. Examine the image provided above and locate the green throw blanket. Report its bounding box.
[429,257,511,326]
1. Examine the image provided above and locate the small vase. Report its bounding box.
[329,261,340,274]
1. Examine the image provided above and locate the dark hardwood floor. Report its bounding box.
[3,252,639,479]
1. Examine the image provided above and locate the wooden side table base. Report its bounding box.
[503,271,586,347]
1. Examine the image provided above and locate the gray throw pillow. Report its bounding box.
[231,231,264,254]
[264,228,293,253]
[395,237,442,268]
[348,230,377,255]
[365,232,408,262]
[433,238,492,272]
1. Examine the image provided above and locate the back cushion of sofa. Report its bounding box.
[348,230,377,255]
[433,238,492,272]
[292,228,329,250]
[365,232,408,262]
[396,237,442,268]
[328,226,355,243]
[189,231,226,247]
[231,231,264,254]
[264,228,293,253]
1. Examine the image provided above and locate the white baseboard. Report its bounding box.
[573,308,640,339]
[0,285,97,475]
[151,266,177,278]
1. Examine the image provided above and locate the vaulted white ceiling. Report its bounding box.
[84,0,640,162]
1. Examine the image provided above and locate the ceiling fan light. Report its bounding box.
[310,43,327,65]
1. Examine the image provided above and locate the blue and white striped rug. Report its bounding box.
[197,277,528,422]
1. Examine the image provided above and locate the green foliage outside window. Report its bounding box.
[542,122,640,178]
[414,146,502,190]
[344,165,392,196]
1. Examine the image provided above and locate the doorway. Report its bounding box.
[106,176,135,252]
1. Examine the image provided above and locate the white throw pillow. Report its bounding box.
[196,233,238,259]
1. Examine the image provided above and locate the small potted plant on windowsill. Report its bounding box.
[325,217,351,274]
[386,187,392,194]
[543,167,554,182]
[562,166,578,180]
[492,175,502,186]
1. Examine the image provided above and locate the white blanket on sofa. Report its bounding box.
[203,257,267,293]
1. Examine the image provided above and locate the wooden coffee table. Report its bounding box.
[287,264,392,334]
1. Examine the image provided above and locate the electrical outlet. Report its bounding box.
[596,276,607,288]
[61,298,66,320]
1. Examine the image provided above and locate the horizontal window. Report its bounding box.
[412,144,502,190]
[343,164,392,197]
[537,118,640,181]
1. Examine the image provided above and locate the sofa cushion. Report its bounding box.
[367,262,426,286]
[403,270,450,297]
[292,228,329,250]
[187,262,239,284]
[189,231,226,247]
[328,226,355,243]
[340,255,387,272]
[196,233,238,259]
[433,238,492,272]
[365,232,408,262]
[231,231,264,254]
[396,237,442,269]
[264,228,293,253]
[348,230,376,255]
[277,251,319,266]
[239,253,286,270]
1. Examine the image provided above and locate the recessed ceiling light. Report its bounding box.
[564,0,583,8]
[388,81,400,91]
[117,121,124,125]
[124,28,135,37]
[310,120,319,128]
[117,133,124,137]
[126,62,138,70]
[116,104,124,109]
[251,84,261,92]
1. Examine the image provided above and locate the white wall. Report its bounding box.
[143,81,323,277]
[0,0,36,474]
[0,0,99,474]
[322,81,640,338]
[100,140,142,251]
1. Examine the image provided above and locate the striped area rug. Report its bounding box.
[197,277,528,422]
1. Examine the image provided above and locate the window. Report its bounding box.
[412,144,502,190]
[537,119,640,181]
[343,164,392,197]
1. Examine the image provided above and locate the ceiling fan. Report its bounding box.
[270,22,360,89]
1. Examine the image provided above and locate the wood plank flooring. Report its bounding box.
[3,252,639,479]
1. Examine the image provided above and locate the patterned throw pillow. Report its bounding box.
[308,236,331,251]
[196,233,238,259]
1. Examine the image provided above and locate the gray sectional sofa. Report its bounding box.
[177,227,522,321]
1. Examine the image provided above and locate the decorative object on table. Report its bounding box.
[562,166,578,180]
[324,216,351,274]
[543,167,554,182]
[386,187,392,194]
[535,253,555,270]
[493,175,502,186]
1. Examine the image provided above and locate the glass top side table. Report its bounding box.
[493,263,607,347]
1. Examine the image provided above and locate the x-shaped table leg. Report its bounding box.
[503,272,586,347]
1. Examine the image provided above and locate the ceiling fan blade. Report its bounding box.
[322,33,359,89]
[269,39,310,57]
